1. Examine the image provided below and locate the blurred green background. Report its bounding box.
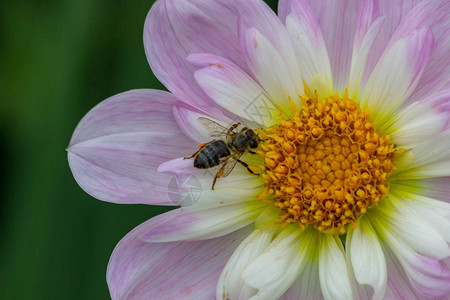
[0,0,277,299]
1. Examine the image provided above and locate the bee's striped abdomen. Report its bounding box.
[194,140,230,169]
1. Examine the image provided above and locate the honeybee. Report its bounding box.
[184,117,260,190]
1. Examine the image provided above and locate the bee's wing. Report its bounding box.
[220,152,243,178]
[198,117,230,137]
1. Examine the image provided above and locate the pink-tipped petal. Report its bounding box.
[285,0,333,96]
[395,130,450,179]
[389,0,450,105]
[189,53,278,127]
[361,0,422,84]
[67,89,194,205]
[360,27,434,128]
[388,186,450,244]
[302,0,360,92]
[140,199,266,242]
[371,209,450,298]
[348,0,385,98]
[385,89,450,148]
[380,198,450,260]
[382,243,440,300]
[241,26,303,116]
[107,223,252,300]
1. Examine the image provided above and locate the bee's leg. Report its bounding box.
[211,175,218,190]
[248,150,256,154]
[211,168,225,190]
[184,143,208,159]
[228,122,241,134]
[184,149,200,160]
[238,160,259,176]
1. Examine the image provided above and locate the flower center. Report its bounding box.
[258,92,398,234]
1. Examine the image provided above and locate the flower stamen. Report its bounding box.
[259,92,399,234]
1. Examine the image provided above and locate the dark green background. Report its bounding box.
[0,0,277,299]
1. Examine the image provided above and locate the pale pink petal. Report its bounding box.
[284,0,333,96]
[189,53,279,127]
[385,89,450,148]
[140,200,266,242]
[107,223,252,300]
[360,27,433,127]
[240,26,303,116]
[389,0,450,105]
[173,106,234,144]
[67,89,194,205]
[157,157,201,176]
[348,0,385,98]
[144,0,244,111]
[302,0,360,91]
[277,0,293,22]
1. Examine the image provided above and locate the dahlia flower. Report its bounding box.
[68,0,450,299]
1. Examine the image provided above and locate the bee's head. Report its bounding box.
[245,129,259,148]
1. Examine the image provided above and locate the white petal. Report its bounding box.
[158,155,264,202]
[360,27,433,128]
[318,234,353,300]
[280,239,322,300]
[216,228,276,300]
[241,26,303,116]
[347,217,387,300]
[285,0,333,96]
[192,174,264,209]
[190,53,279,127]
[243,226,315,300]
[395,130,450,179]
[384,90,450,148]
